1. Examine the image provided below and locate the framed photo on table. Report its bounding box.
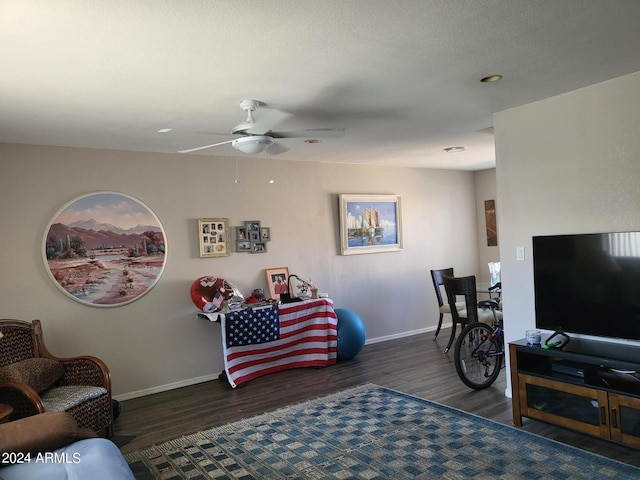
[198,218,230,257]
[339,194,403,255]
[265,266,290,300]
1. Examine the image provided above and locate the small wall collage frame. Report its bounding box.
[236,220,270,254]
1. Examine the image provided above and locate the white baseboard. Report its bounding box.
[113,373,220,401]
[114,323,453,401]
[364,324,446,345]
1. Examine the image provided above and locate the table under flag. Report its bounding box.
[219,298,338,387]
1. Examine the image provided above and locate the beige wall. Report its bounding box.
[0,144,489,399]
[495,71,640,396]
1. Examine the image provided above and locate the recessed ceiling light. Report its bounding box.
[157,128,172,133]
[305,139,321,144]
[480,75,503,83]
[444,146,465,153]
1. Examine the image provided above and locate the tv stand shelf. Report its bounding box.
[510,337,640,449]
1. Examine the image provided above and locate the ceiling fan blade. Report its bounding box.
[269,128,345,139]
[267,142,290,155]
[245,109,293,135]
[178,140,233,154]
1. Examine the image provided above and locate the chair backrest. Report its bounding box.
[430,268,454,308]
[0,319,40,367]
[488,262,501,287]
[442,275,479,323]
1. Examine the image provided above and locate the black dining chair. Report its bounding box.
[430,268,455,340]
[442,274,502,353]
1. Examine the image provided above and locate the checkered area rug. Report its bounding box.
[125,384,640,479]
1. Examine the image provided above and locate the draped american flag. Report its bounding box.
[221,298,338,388]
[224,304,280,348]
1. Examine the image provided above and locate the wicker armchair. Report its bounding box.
[0,319,113,437]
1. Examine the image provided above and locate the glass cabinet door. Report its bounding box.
[609,394,640,448]
[519,374,611,439]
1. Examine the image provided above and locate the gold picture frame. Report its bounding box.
[339,194,403,255]
[198,218,230,258]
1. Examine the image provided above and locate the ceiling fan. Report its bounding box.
[178,99,344,155]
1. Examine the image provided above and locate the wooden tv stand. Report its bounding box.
[509,337,640,449]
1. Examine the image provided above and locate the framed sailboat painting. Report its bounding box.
[339,194,403,255]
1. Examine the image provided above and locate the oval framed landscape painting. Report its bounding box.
[43,192,167,307]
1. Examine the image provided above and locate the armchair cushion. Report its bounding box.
[0,411,96,456]
[0,358,64,393]
[41,385,108,411]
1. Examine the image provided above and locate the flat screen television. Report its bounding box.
[533,231,640,342]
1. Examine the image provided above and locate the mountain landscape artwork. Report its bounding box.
[44,192,166,307]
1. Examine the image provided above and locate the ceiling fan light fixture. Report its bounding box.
[232,135,273,154]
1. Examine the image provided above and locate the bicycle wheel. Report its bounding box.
[454,322,503,389]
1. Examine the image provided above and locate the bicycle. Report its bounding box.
[453,299,505,389]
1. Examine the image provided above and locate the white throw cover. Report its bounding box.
[0,438,135,480]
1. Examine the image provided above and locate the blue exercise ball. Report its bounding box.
[335,308,366,360]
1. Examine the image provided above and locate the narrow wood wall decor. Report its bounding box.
[484,199,497,246]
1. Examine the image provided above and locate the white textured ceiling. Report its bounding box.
[2,1,640,170]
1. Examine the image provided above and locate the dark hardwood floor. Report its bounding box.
[114,328,640,468]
